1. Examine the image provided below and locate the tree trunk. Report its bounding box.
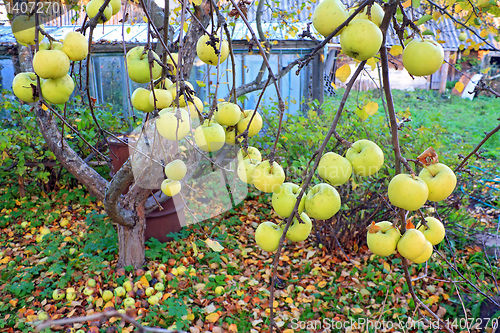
[116,216,146,268]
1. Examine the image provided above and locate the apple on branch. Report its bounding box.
[237,110,263,137]
[149,89,173,109]
[366,221,401,257]
[317,152,352,185]
[41,74,75,105]
[418,163,457,202]
[131,88,155,112]
[410,240,433,264]
[194,120,226,152]
[340,19,383,61]
[86,0,113,23]
[396,221,427,260]
[237,158,260,184]
[251,160,286,193]
[126,46,162,84]
[402,39,444,77]
[348,3,385,27]
[388,174,428,211]
[12,72,38,103]
[312,0,349,37]
[196,34,229,66]
[255,221,283,252]
[156,107,191,141]
[304,183,341,220]
[167,81,194,101]
[416,217,445,245]
[62,31,88,61]
[33,49,70,79]
[272,182,306,218]
[215,102,242,126]
[11,15,44,45]
[286,212,313,242]
[345,139,384,176]
[237,147,262,162]
[164,159,187,181]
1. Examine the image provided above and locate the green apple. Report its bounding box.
[149,89,173,109]
[39,41,63,50]
[114,286,126,298]
[154,283,165,291]
[340,19,383,61]
[156,107,191,141]
[12,72,38,103]
[102,290,113,302]
[11,15,44,45]
[312,0,349,37]
[388,174,428,211]
[224,126,237,145]
[41,74,75,104]
[83,287,94,296]
[126,46,162,83]
[87,278,97,287]
[286,212,312,242]
[255,221,283,252]
[237,158,260,184]
[402,39,444,76]
[214,286,225,295]
[366,221,401,257]
[38,311,49,321]
[131,88,154,112]
[155,77,173,89]
[397,225,427,260]
[161,179,181,197]
[110,0,121,15]
[145,287,155,297]
[33,50,70,79]
[458,32,467,42]
[167,81,194,101]
[52,289,65,300]
[164,159,187,181]
[196,34,230,65]
[123,297,135,308]
[66,287,77,301]
[252,160,286,193]
[349,3,384,27]
[180,96,204,119]
[166,53,178,76]
[123,280,133,292]
[416,217,445,245]
[418,163,457,202]
[345,139,384,176]
[215,102,242,126]
[62,31,88,61]
[272,182,305,218]
[237,147,262,162]
[148,295,159,305]
[317,152,352,185]
[21,221,29,228]
[194,120,225,152]
[237,110,263,137]
[411,240,433,264]
[86,0,113,23]
[304,183,341,220]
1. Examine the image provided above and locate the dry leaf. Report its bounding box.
[336,64,351,83]
[367,221,381,234]
[417,147,439,166]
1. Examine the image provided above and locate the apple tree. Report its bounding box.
[7,0,500,330]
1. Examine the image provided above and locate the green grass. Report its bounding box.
[326,89,500,159]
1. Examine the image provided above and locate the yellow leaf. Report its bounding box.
[42,104,48,111]
[389,45,403,57]
[206,312,220,323]
[432,11,441,20]
[317,280,328,288]
[351,307,364,314]
[192,241,198,257]
[480,67,490,74]
[285,297,294,304]
[383,261,391,271]
[205,238,224,252]
[183,22,189,33]
[366,57,378,71]
[139,275,150,287]
[402,0,411,7]
[335,64,351,83]
[364,101,378,116]
[330,82,337,89]
[142,16,148,23]
[480,29,488,38]
[192,0,202,5]
[454,81,464,93]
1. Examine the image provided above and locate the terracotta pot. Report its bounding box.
[107,135,185,242]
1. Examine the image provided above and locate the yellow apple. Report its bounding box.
[348,3,385,27]
[237,110,263,137]
[194,120,225,152]
[317,152,352,185]
[411,241,433,264]
[161,179,181,197]
[237,158,260,184]
[402,39,444,76]
[11,15,44,45]
[224,126,237,145]
[418,163,457,202]
[39,41,63,50]
[366,221,401,257]
[255,221,283,252]
[397,223,427,259]
[458,32,467,42]
[131,88,154,112]
[110,0,121,15]
[33,50,70,79]
[388,174,428,211]
[149,89,173,109]
[86,0,113,23]
[237,146,262,162]
[62,31,88,61]
[164,159,187,181]
[304,183,341,220]
[126,46,162,83]
[12,72,38,103]
[196,34,229,66]
[179,95,204,119]
[340,19,383,61]
[286,212,312,242]
[102,289,113,302]
[215,102,242,126]
[416,217,445,245]
[166,53,178,76]
[272,182,306,218]
[252,160,285,193]
[41,74,75,104]
[167,81,194,101]
[312,0,349,37]
[156,107,191,141]
[66,287,77,301]
[345,139,384,176]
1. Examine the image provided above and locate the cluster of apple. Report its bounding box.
[85,0,122,24]
[51,264,193,311]
[11,16,90,105]
[252,139,385,252]
[312,0,445,76]
[367,162,456,263]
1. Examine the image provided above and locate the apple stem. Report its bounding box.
[422,164,436,177]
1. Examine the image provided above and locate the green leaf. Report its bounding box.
[416,14,432,25]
